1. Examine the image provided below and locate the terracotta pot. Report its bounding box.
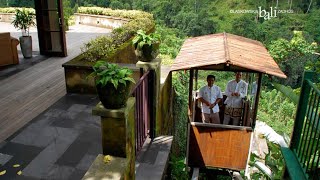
[96,82,130,109]
[135,43,159,62]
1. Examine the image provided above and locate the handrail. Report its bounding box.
[130,70,151,95]
[307,80,320,95]
[131,70,152,155]
[190,122,253,131]
[284,71,320,179]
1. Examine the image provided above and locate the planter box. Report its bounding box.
[62,35,141,94]
[74,13,130,29]
[63,57,141,94]
[63,13,155,94]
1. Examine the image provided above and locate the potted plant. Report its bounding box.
[89,61,135,109]
[132,29,160,62]
[12,8,36,58]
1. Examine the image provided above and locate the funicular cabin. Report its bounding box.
[171,33,287,174]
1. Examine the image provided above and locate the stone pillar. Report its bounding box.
[92,97,135,179]
[136,58,161,137]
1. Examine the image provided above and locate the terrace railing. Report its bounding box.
[131,70,155,155]
[282,71,320,180]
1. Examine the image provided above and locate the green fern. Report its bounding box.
[89,61,135,89]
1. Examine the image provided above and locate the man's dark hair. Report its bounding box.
[207,75,215,80]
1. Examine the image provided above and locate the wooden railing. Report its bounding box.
[282,71,320,180]
[131,70,154,155]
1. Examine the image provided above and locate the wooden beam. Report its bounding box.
[191,122,253,131]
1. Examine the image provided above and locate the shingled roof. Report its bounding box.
[171,33,286,78]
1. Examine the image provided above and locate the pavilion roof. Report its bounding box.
[171,32,286,78]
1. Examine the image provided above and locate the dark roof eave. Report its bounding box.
[170,62,287,78]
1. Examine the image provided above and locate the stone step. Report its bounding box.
[135,136,173,180]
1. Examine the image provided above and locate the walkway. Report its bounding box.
[0,22,111,142]
[0,22,111,179]
[0,94,101,179]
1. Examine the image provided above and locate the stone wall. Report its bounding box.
[63,61,140,94]
[0,13,14,22]
[74,13,130,29]
[157,66,173,135]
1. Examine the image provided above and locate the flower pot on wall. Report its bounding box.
[132,30,160,62]
[19,36,32,58]
[90,61,135,109]
[12,8,35,59]
[135,43,159,62]
[96,83,131,109]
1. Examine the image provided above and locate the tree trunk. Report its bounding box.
[306,0,313,13]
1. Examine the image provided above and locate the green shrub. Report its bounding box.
[77,6,153,20]
[132,29,160,49]
[0,7,34,14]
[155,24,185,58]
[120,17,154,37]
[81,36,116,62]
[168,155,188,180]
[89,60,135,88]
[160,54,174,65]
[63,0,73,29]
[79,7,155,62]
[257,89,296,136]
[172,71,189,156]
[249,141,285,180]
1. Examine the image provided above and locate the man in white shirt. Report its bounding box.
[223,72,248,125]
[198,75,223,124]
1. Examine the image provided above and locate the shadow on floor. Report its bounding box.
[0,94,102,180]
[0,51,49,81]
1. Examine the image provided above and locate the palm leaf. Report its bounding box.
[272,83,299,104]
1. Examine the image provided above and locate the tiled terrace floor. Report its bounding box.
[0,22,110,142]
[0,22,110,179]
[0,94,101,179]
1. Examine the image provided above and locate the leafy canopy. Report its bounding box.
[89,61,135,89]
[267,31,318,88]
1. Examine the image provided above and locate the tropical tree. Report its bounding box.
[304,8,320,44]
[63,0,73,30]
[231,15,263,41]
[8,0,34,7]
[268,31,317,88]
[96,0,110,7]
[260,17,294,44]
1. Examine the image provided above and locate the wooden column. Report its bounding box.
[252,73,262,128]
[188,69,194,119]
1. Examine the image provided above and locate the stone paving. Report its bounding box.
[0,22,108,179]
[0,94,101,179]
[0,22,173,179]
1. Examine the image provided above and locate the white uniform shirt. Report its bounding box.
[251,81,257,96]
[224,79,248,108]
[199,85,223,114]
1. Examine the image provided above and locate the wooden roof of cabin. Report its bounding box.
[171,33,287,78]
